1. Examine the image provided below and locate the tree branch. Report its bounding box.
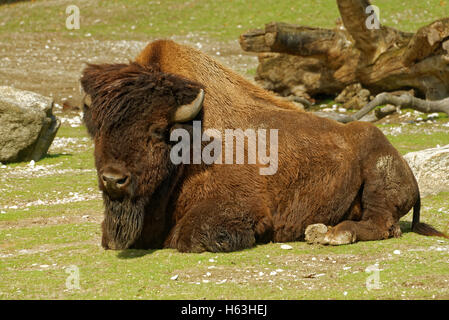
[313,92,449,123]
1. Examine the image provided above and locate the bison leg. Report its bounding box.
[305,217,393,245]
[309,124,418,245]
[324,218,390,245]
[165,199,271,253]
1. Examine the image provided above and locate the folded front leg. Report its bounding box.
[165,198,273,252]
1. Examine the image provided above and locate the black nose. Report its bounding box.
[101,170,130,196]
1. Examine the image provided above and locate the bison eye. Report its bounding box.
[149,126,166,140]
[116,177,128,185]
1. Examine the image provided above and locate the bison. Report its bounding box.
[80,39,447,252]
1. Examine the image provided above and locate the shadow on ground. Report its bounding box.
[400,220,412,233]
[117,249,158,259]
[42,153,73,160]
[0,0,30,5]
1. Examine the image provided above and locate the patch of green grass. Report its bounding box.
[0,222,99,252]
[0,199,102,222]
[246,67,257,76]
[57,125,90,139]
[380,124,449,154]
[1,0,448,41]
[1,215,448,299]
[0,124,96,210]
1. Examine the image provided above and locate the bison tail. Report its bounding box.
[411,192,449,239]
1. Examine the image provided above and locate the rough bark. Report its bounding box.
[239,0,449,101]
[240,22,337,56]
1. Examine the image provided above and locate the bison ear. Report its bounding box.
[172,89,204,123]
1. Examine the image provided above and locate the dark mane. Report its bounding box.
[80,62,202,131]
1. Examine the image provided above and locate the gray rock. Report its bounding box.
[0,86,60,163]
[404,145,449,196]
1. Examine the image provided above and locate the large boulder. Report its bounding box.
[404,145,449,196]
[0,86,60,163]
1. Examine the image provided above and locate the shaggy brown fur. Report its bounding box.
[80,40,447,252]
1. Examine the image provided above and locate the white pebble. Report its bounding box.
[393,250,401,255]
[280,244,293,250]
[170,274,179,280]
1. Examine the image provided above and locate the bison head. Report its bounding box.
[80,62,204,250]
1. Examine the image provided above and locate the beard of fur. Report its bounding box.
[103,196,146,250]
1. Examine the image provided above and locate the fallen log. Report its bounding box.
[240,22,337,56]
[240,0,449,101]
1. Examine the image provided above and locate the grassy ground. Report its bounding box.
[1,0,449,40]
[1,121,448,300]
[1,0,449,300]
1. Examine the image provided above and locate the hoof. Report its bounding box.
[324,230,356,245]
[305,223,329,244]
[389,223,402,238]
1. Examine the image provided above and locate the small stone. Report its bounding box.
[170,274,179,281]
[280,244,293,250]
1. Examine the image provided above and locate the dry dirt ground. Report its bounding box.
[0,32,258,111]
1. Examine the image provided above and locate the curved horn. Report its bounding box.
[172,89,204,122]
